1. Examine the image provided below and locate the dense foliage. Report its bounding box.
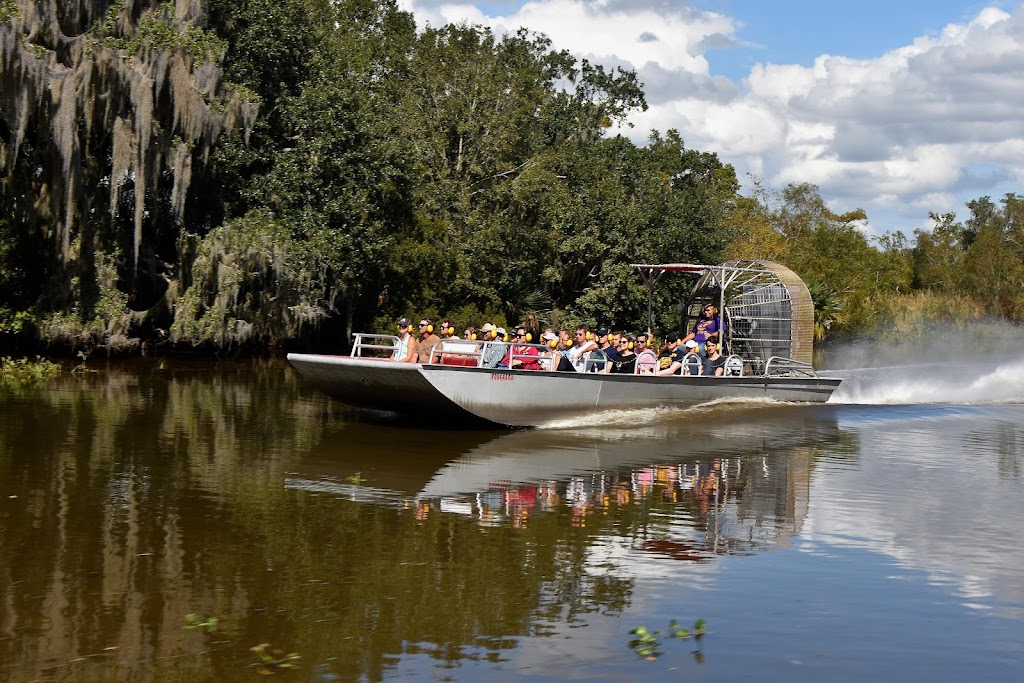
[1,0,1020,353]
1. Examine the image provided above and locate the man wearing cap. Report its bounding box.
[656,335,687,376]
[416,318,443,364]
[680,339,703,375]
[598,328,618,365]
[480,323,507,368]
[393,317,417,363]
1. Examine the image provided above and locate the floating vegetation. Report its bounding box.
[250,643,300,676]
[0,356,61,390]
[182,613,218,631]
[628,619,707,660]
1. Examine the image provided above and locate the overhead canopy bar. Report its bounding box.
[631,262,775,334]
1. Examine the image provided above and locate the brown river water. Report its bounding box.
[2,358,1024,681]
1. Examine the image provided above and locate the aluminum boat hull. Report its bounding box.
[287,353,842,428]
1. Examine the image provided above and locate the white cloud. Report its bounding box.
[400,2,1024,234]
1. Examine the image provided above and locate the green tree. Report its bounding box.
[0,0,256,346]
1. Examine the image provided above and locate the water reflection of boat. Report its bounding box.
[287,406,843,548]
[287,261,842,427]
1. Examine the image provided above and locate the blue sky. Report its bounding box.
[695,0,1013,79]
[403,1,1024,236]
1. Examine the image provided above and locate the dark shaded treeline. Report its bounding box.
[1,0,1020,355]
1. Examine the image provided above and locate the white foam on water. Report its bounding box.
[829,357,1024,405]
[536,396,782,430]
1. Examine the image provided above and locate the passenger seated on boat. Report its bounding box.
[549,333,574,371]
[683,304,726,356]
[416,318,444,364]
[538,330,558,370]
[479,323,507,368]
[634,333,652,356]
[656,336,686,376]
[507,328,541,370]
[568,326,598,372]
[681,340,703,375]
[522,314,541,350]
[436,319,469,364]
[634,346,658,375]
[703,340,726,376]
[596,328,619,369]
[393,317,417,363]
[609,335,637,374]
[438,320,459,340]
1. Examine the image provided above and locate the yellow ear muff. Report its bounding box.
[547,339,557,349]
[503,334,509,342]
[627,341,634,350]
[426,324,434,333]
[676,339,682,346]
[470,333,477,341]
[525,332,532,342]
[585,332,593,341]
[566,339,573,347]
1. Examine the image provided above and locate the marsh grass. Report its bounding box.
[0,356,62,390]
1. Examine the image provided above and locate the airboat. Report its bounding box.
[287,260,841,427]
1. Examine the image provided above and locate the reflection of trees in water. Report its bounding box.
[0,366,836,680]
[0,361,338,680]
[976,423,1024,481]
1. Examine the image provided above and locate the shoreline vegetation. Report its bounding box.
[2,1,1021,361]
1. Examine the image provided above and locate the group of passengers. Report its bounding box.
[390,304,728,376]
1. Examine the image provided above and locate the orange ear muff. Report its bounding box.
[524,332,532,342]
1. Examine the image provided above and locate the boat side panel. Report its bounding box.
[286,354,484,422]
[419,366,839,427]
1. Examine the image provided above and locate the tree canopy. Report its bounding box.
[1,0,1020,353]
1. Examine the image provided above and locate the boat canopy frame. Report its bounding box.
[632,260,815,371]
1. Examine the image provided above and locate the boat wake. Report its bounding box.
[826,357,1024,405]
[536,396,783,430]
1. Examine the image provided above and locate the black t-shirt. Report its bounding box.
[657,347,685,372]
[609,353,637,374]
[704,355,727,376]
